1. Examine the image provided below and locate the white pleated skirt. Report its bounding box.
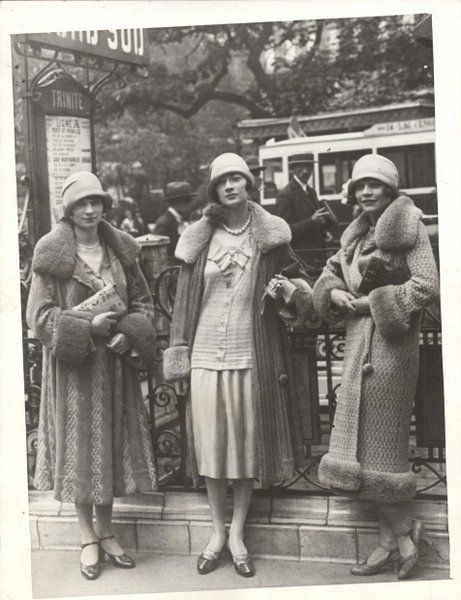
[190,368,257,480]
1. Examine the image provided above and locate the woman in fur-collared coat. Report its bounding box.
[313,154,439,580]
[26,172,157,580]
[163,153,317,578]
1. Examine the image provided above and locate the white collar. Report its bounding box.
[167,206,183,223]
[293,175,308,192]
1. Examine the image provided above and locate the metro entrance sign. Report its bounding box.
[17,29,148,67]
[15,28,149,241]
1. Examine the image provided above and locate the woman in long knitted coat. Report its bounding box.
[26,172,158,580]
[163,153,317,578]
[313,154,439,580]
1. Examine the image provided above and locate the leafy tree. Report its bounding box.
[97,15,432,121]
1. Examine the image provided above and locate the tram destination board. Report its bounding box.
[17,30,148,67]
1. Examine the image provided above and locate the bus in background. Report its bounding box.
[248,103,437,233]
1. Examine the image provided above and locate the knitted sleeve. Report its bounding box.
[312,249,348,320]
[162,262,193,382]
[113,261,157,366]
[369,221,439,339]
[26,272,93,364]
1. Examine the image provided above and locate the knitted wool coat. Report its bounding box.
[26,220,158,504]
[313,196,439,503]
[162,202,318,488]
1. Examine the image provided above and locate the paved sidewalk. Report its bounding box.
[32,549,448,598]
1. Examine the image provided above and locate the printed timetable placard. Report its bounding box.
[45,115,92,222]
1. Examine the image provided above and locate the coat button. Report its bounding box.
[278,373,289,385]
[362,363,374,375]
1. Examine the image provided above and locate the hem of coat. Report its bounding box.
[47,474,158,504]
[318,454,362,491]
[318,454,417,503]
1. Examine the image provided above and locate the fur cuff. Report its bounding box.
[313,272,347,320]
[358,468,417,503]
[52,310,93,364]
[290,279,322,328]
[369,285,409,339]
[115,313,157,366]
[318,454,361,491]
[163,346,191,382]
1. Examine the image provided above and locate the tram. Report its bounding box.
[250,103,437,226]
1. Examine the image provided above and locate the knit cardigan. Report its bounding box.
[26,220,158,503]
[313,196,439,503]
[163,202,318,487]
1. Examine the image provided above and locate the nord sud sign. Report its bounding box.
[20,30,148,67]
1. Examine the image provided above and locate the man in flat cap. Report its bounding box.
[152,181,195,257]
[275,153,329,269]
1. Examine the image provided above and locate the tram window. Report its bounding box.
[408,145,435,187]
[319,150,371,194]
[262,157,283,200]
[378,144,435,188]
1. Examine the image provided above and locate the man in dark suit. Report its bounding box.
[275,153,329,269]
[152,181,195,258]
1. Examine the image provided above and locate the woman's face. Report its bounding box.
[69,196,104,230]
[354,178,393,217]
[215,173,249,209]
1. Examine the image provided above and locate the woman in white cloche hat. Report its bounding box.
[163,153,318,578]
[26,171,158,580]
[313,154,439,580]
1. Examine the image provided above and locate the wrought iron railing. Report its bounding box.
[22,247,446,498]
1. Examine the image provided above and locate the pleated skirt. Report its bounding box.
[190,368,257,479]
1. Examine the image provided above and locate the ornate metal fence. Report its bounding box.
[22,248,446,498]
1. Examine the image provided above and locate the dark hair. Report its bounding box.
[348,180,398,205]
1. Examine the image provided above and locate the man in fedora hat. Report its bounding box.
[152,181,196,257]
[275,152,329,268]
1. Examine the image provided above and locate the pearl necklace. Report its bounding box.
[222,214,251,236]
[76,240,101,250]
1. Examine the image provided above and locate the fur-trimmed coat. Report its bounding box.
[26,220,158,504]
[163,202,318,488]
[313,196,439,503]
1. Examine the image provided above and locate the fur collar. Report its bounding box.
[175,201,292,264]
[32,220,141,279]
[340,195,422,259]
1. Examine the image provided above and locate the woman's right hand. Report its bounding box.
[330,289,357,314]
[90,311,118,336]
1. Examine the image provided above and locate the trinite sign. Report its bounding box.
[30,72,95,235]
[45,115,92,221]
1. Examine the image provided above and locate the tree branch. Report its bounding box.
[151,89,272,119]
[244,23,278,108]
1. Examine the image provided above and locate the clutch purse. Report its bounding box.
[358,256,410,295]
[72,283,126,317]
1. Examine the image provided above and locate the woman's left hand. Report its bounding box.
[266,275,297,302]
[350,296,371,315]
[107,333,131,354]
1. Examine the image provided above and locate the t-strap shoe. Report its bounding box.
[350,547,400,576]
[80,540,100,580]
[99,535,135,569]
